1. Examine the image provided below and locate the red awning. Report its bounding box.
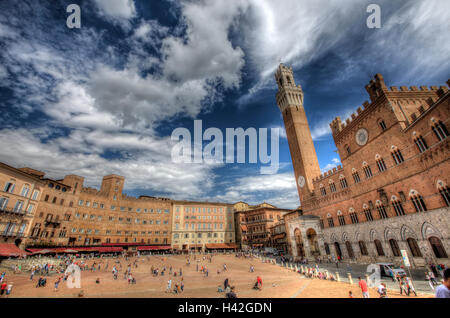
[97,247,123,253]
[137,245,171,251]
[0,244,31,257]
[240,225,248,232]
[205,243,236,249]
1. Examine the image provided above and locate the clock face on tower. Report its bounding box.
[297,175,305,188]
[355,128,369,146]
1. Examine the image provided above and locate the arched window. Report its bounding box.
[431,119,449,141]
[329,180,337,193]
[363,204,373,221]
[375,154,387,172]
[437,180,450,207]
[345,241,354,258]
[376,200,389,219]
[324,243,330,255]
[391,195,405,216]
[359,241,368,255]
[374,239,385,256]
[413,132,428,153]
[352,169,361,183]
[362,162,373,178]
[320,184,327,196]
[409,190,427,212]
[429,236,448,258]
[349,208,358,224]
[337,210,345,226]
[407,238,422,257]
[327,216,334,228]
[389,239,401,257]
[339,175,348,189]
[391,146,404,164]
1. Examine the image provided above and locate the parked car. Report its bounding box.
[377,263,407,278]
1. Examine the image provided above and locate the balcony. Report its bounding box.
[0,207,26,217]
[1,231,25,238]
[44,220,61,228]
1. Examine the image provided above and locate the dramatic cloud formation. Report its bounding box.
[0,0,448,209]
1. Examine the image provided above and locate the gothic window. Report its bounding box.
[320,184,327,196]
[429,236,448,258]
[410,190,427,212]
[376,201,389,219]
[407,238,422,257]
[432,120,449,141]
[375,155,387,172]
[374,239,385,256]
[437,181,450,207]
[363,206,373,222]
[413,134,428,153]
[339,175,348,189]
[358,241,368,255]
[329,181,337,193]
[391,196,405,216]
[337,210,345,226]
[352,170,361,183]
[327,217,334,228]
[346,145,351,155]
[389,239,401,257]
[391,146,404,164]
[362,163,373,178]
[350,212,359,224]
[379,120,387,131]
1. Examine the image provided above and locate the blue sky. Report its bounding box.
[0,0,449,209]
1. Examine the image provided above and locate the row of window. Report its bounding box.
[73,213,169,225]
[3,182,40,200]
[321,187,449,228]
[174,232,228,239]
[325,236,447,259]
[78,200,170,214]
[176,206,225,213]
[71,228,168,235]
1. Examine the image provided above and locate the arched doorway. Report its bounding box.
[334,242,342,260]
[294,228,305,258]
[345,241,354,258]
[306,228,320,255]
[429,236,448,258]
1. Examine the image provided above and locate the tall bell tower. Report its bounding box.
[275,64,321,205]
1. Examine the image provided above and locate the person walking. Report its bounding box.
[358,277,369,298]
[435,268,450,298]
[166,279,172,293]
[406,277,417,296]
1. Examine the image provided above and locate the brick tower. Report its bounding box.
[275,64,321,205]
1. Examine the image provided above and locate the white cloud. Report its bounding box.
[93,0,136,20]
[321,157,341,173]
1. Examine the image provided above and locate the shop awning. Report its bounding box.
[205,243,238,249]
[240,225,247,232]
[137,245,171,251]
[96,247,123,253]
[272,233,286,240]
[189,244,203,248]
[0,244,31,257]
[27,248,55,255]
[172,245,179,249]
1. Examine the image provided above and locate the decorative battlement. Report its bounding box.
[330,75,450,138]
[313,165,343,183]
[329,100,371,135]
